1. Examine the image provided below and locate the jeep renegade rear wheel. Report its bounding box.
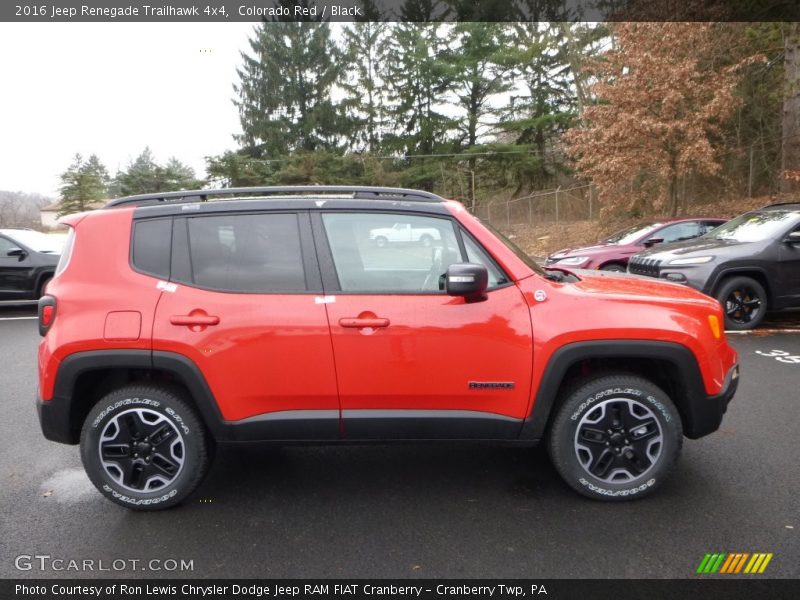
[547,374,682,501]
[80,385,210,510]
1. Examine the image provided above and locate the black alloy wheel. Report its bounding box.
[716,276,766,331]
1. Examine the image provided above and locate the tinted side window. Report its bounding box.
[0,236,16,254]
[183,213,306,292]
[658,222,701,243]
[132,219,171,278]
[322,213,461,292]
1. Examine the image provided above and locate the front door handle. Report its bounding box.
[339,317,390,328]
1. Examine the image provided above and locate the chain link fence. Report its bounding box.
[472,184,598,231]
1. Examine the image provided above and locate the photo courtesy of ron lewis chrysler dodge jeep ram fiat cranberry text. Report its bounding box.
[36,187,739,509]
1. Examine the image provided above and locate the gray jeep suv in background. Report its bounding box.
[629,202,800,330]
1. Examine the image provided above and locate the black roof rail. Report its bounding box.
[104,186,446,209]
[760,201,800,209]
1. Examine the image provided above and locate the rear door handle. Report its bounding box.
[170,314,220,327]
[339,317,390,328]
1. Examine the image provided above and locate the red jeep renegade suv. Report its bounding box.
[36,187,739,509]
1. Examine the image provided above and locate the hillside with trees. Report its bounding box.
[48,20,799,230]
[207,20,797,220]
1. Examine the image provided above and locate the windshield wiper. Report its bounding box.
[543,270,565,282]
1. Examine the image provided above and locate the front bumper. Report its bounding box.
[683,363,739,439]
[627,259,715,292]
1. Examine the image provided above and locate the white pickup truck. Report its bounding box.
[369,222,442,247]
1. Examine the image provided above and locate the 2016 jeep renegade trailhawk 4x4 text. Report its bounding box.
[36,186,739,509]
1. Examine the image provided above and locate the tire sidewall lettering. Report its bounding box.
[92,398,160,428]
[570,387,671,422]
[578,477,657,497]
[101,484,178,506]
[91,397,191,436]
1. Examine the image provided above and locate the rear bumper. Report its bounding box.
[36,390,77,445]
[683,363,739,439]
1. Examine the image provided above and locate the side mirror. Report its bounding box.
[643,237,664,248]
[785,231,800,244]
[446,263,488,302]
[7,247,27,259]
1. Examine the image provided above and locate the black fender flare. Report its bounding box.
[519,340,712,441]
[43,350,226,444]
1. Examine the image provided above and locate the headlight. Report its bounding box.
[667,256,714,265]
[552,256,589,266]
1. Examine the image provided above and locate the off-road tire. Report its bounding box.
[80,385,210,510]
[547,374,683,501]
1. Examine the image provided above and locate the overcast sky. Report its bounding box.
[0,23,260,197]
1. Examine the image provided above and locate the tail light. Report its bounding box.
[38,295,57,336]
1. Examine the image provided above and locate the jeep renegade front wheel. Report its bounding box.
[547,375,683,501]
[80,385,210,510]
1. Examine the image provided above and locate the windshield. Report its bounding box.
[2,230,64,253]
[705,211,798,243]
[604,223,663,245]
[482,222,546,276]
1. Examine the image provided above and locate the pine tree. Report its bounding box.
[422,23,512,206]
[448,23,511,151]
[58,154,109,217]
[234,2,343,157]
[159,158,204,191]
[495,24,580,191]
[381,23,456,157]
[340,17,388,152]
[116,148,160,196]
[115,148,202,196]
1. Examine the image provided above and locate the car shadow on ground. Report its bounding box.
[196,442,564,505]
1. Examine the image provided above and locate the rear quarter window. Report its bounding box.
[54,228,75,277]
[132,218,172,279]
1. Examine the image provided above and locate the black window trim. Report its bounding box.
[457,227,514,291]
[167,210,323,295]
[310,209,514,295]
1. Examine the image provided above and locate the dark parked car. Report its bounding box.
[0,228,62,300]
[545,218,725,272]
[629,203,800,330]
